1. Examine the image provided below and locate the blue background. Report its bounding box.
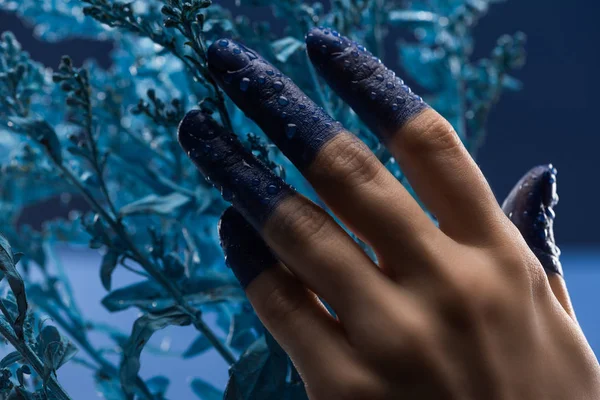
[0,0,599,398]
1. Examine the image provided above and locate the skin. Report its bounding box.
[179,27,600,399]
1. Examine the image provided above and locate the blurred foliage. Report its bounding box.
[0,0,525,398]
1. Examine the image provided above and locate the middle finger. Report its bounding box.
[207,39,439,262]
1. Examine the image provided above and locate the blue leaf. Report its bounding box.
[6,117,63,164]
[190,378,222,400]
[223,335,288,400]
[0,351,23,369]
[146,375,170,396]
[120,308,191,397]
[183,334,212,359]
[0,234,28,339]
[118,192,192,216]
[271,37,304,63]
[100,250,119,291]
[102,275,245,312]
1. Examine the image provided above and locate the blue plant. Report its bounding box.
[0,0,525,398]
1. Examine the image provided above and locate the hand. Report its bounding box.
[178,28,600,399]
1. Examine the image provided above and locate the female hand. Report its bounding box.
[178,28,600,399]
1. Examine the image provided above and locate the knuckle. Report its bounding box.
[314,134,383,189]
[402,116,462,157]
[273,200,330,244]
[259,281,305,327]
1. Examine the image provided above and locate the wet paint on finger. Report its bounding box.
[502,164,562,275]
[219,207,278,289]
[207,38,344,171]
[305,27,429,142]
[178,109,295,228]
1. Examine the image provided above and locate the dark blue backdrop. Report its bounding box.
[1,0,598,246]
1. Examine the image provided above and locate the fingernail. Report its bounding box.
[305,27,428,141]
[502,164,562,275]
[207,38,343,171]
[219,207,277,289]
[178,110,294,227]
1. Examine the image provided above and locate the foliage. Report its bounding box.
[0,0,525,398]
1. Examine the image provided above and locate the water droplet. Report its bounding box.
[358,45,366,52]
[286,123,297,138]
[276,72,282,78]
[240,77,250,91]
[266,184,279,195]
[273,81,283,91]
[325,122,332,128]
[281,112,288,119]
[352,50,359,58]
[299,103,306,109]
[251,177,260,186]
[386,82,395,89]
[258,76,266,84]
[218,39,229,47]
[278,96,289,106]
[320,45,328,54]
[323,29,330,35]
[370,92,377,100]
[233,48,242,54]
[312,116,319,122]
[392,103,399,111]
[376,74,384,82]
[202,143,212,153]
[267,69,275,76]
[396,96,406,104]
[332,30,340,37]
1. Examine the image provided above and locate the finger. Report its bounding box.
[178,111,383,318]
[218,207,346,370]
[502,165,576,318]
[306,28,504,241]
[206,38,438,263]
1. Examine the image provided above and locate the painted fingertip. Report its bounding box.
[218,207,278,289]
[178,110,294,227]
[207,38,343,170]
[305,27,429,141]
[502,164,562,275]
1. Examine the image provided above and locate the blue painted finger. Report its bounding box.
[218,207,278,289]
[502,165,562,275]
[207,38,344,170]
[305,27,428,142]
[178,110,295,228]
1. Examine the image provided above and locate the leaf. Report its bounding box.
[6,117,63,164]
[95,370,127,400]
[190,378,222,400]
[227,311,261,352]
[38,325,78,375]
[146,376,170,396]
[223,335,288,400]
[182,334,212,359]
[100,250,119,291]
[271,37,304,63]
[102,275,245,312]
[0,234,28,339]
[0,351,23,369]
[119,192,191,216]
[119,307,192,397]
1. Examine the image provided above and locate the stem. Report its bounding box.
[53,161,236,365]
[0,323,72,400]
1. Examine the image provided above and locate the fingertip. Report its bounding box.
[218,207,278,289]
[502,164,562,275]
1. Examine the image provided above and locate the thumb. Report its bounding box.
[501,164,576,319]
